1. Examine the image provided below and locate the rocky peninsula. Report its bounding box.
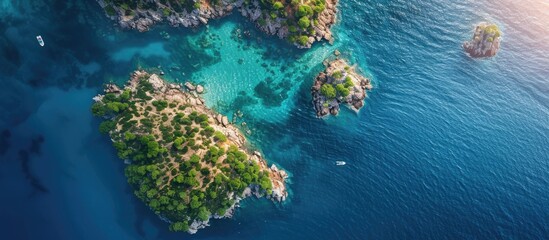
[97,0,337,48]
[92,70,288,233]
[463,22,501,58]
[312,57,372,117]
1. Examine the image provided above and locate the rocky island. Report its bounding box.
[97,0,337,48]
[91,71,288,233]
[463,22,502,58]
[312,57,372,117]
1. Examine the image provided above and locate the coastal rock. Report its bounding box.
[311,58,372,118]
[463,22,501,58]
[188,220,210,234]
[196,85,204,94]
[184,82,196,91]
[104,84,121,93]
[97,0,339,48]
[216,114,223,124]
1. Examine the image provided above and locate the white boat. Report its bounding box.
[36,35,44,47]
[336,161,346,166]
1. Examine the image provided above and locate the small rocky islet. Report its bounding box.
[463,22,502,58]
[97,0,338,48]
[91,71,288,234]
[312,56,372,117]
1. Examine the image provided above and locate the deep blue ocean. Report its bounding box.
[1,0,548,239]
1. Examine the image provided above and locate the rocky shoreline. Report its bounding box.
[95,70,288,234]
[312,55,372,117]
[239,0,338,48]
[463,22,501,58]
[96,0,338,48]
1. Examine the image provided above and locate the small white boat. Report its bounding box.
[36,35,44,47]
[336,161,346,166]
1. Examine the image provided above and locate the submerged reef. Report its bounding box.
[312,56,372,117]
[463,22,501,58]
[92,71,287,233]
[97,0,337,48]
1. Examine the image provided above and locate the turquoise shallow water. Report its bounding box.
[1,0,549,239]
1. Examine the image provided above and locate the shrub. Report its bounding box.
[273,2,284,10]
[152,100,168,111]
[320,84,336,99]
[344,76,354,88]
[332,71,343,79]
[336,84,350,97]
[297,35,309,46]
[298,16,310,29]
[91,102,107,116]
[213,131,227,142]
[99,120,116,134]
[296,4,313,17]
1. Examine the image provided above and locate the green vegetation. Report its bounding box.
[344,76,354,88]
[319,66,356,99]
[152,100,168,111]
[92,76,276,232]
[332,71,343,79]
[101,0,332,47]
[335,83,350,97]
[296,35,310,46]
[483,24,501,39]
[256,0,329,46]
[298,16,310,28]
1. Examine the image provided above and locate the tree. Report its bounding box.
[336,84,350,97]
[320,84,336,99]
[169,221,189,232]
[198,207,211,221]
[196,114,209,123]
[297,35,309,46]
[190,196,202,209]
[296,4,313,17]
[120,89,131,101]
[216,207,227,216]
[152,100,168,111]
[298,16,310,29]
[203,126,215,137]
[273,1,284,10]
[229,179,242,190]
[313,3,325,13]
[146,189,158,199]
[209,190,217,199]
[99,120,116,134]
[173,137,185,150]
[124,132,136,141]
[190,154,200,165]
[91,102,107,116]
[259,175,273,194]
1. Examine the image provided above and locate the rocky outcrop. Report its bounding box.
[97,0,338,48]
[99,71,288,234]
[238,0,338,48]
[97,0,235,32]
[312,56,372,118]
[196,85,204,94]
[463,22,502,58]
